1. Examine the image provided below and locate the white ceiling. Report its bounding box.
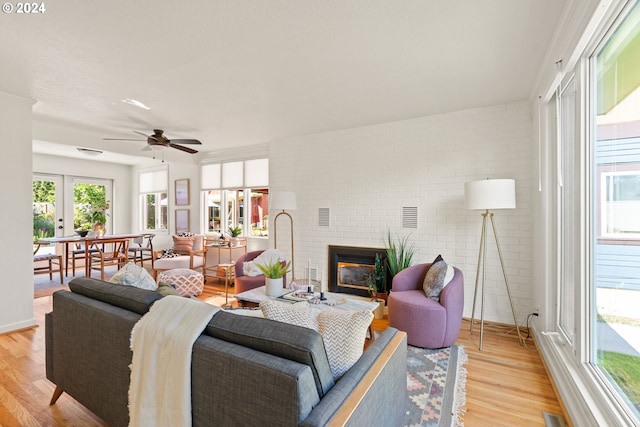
[1,0,567,164]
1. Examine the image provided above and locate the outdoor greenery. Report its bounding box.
[255,260,291,279]
[32,180,56,241]
[74,184,108,229]
[598,349,640,411]
[385,231,415,279]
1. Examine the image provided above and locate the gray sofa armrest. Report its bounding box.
[301,328,408,427]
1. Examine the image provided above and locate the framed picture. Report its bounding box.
[175,209,190,234]
[175,179,190,206]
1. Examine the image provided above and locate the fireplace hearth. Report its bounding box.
[328,245,391,298]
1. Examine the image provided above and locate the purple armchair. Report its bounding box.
[387,263,464,348]
[234,250,286,294]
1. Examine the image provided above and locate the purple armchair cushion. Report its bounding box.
[422,259,448,301]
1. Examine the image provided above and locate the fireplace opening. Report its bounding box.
[328,245,391,298]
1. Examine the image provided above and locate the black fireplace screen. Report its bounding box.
[328,245,390,297]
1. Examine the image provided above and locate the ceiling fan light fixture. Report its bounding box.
[77,147,103,156]
[121,98,150,110]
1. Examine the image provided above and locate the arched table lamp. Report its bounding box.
[465,178,524,350]
[271,191,297,279]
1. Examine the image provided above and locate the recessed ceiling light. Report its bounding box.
[77,147,103,156]
[122,98,150,110]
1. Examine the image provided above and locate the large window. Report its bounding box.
[201,159,269,237]
[592,0,640,419]
[139,168,168,231]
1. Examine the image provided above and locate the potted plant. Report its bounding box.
[91,201,110,236]
[385,231,415,281]
[367,253,386,319]
[228,226,242,247]
[256,259,291,296]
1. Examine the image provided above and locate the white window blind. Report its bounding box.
[139,169,167,193]
[245,158,269,187]
[222,161,243,188]
[201,163,221,190]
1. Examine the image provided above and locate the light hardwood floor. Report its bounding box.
[0,281,568,426]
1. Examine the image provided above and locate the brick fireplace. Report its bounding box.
[327,245,391,298]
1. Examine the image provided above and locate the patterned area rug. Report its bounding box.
[33,265,121,298]
[404,345,467,427]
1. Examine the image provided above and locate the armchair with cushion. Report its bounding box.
[387,263,464,348]
[152,234,205,279]
[234,250,286,293]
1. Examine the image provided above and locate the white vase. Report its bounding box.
[266,277,284,297]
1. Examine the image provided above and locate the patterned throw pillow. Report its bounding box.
[172,235,195,254]
[109,262,157,291]
[260,300,372,379]
[423,259,448,301]
[260,300,318,330]
[158,248,180,259]
[176,232,195,237]
[317,310,373,379]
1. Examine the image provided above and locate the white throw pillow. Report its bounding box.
[317,310,373,379]
[260,300,372,379]
[109,262,157,291]
[260,300,318,330]
[243,249,286,276]
[443,264,455,288]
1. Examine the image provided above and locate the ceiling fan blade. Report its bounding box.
[170,139,202,145]
[133,131,149,137]
[169,143,198,154]
[103,138,145,141]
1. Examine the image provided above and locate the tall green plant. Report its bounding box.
[255,260,291,279]
[385,231,415,278]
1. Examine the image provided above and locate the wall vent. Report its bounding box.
[402,206,418,228]
[318,208,330,227]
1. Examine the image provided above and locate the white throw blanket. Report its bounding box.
[128,296,219,427]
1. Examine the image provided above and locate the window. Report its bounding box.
[599,168,640,238]
[201,159,269,237]
[591,0,640,419]
[139,168,168,231]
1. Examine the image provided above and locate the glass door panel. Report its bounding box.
[33,175,63,250]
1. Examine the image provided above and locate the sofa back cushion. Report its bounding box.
[205,310,334,397]
[68,277,162,315]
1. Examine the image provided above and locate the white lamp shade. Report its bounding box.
[465,179,516,210]
[271,191,297,211]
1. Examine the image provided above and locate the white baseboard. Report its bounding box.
[0,318,36,335]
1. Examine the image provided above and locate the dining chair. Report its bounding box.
[128,234,154,268]
[67,242,101,277]
[88,238,129,280]
[34,243,63,283]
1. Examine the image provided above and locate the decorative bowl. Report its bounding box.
[75,230,89,237]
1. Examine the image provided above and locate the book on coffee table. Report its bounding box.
[278,290,317,302]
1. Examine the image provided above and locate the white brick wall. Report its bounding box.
[269,101,534,326]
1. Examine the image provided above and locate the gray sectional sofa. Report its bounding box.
[46,277,408,426]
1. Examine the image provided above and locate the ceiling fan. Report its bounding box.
[104,129,202,154]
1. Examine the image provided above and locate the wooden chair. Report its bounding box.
[128,234,154,268]
[67,242,101,277]
[88,238,129,280]
[34,243,63,283]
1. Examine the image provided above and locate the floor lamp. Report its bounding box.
[271,191,297,280]
[465,178,524,350]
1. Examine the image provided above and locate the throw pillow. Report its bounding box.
[423,259,448,301]
[317,310,373,379]
[176,232,194,237]
[172,235,195,254]
[156,281,181,297]
[260,300,319,330]
[260,300,372,380]
[158,248,180,259]
[109,262,157,291]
